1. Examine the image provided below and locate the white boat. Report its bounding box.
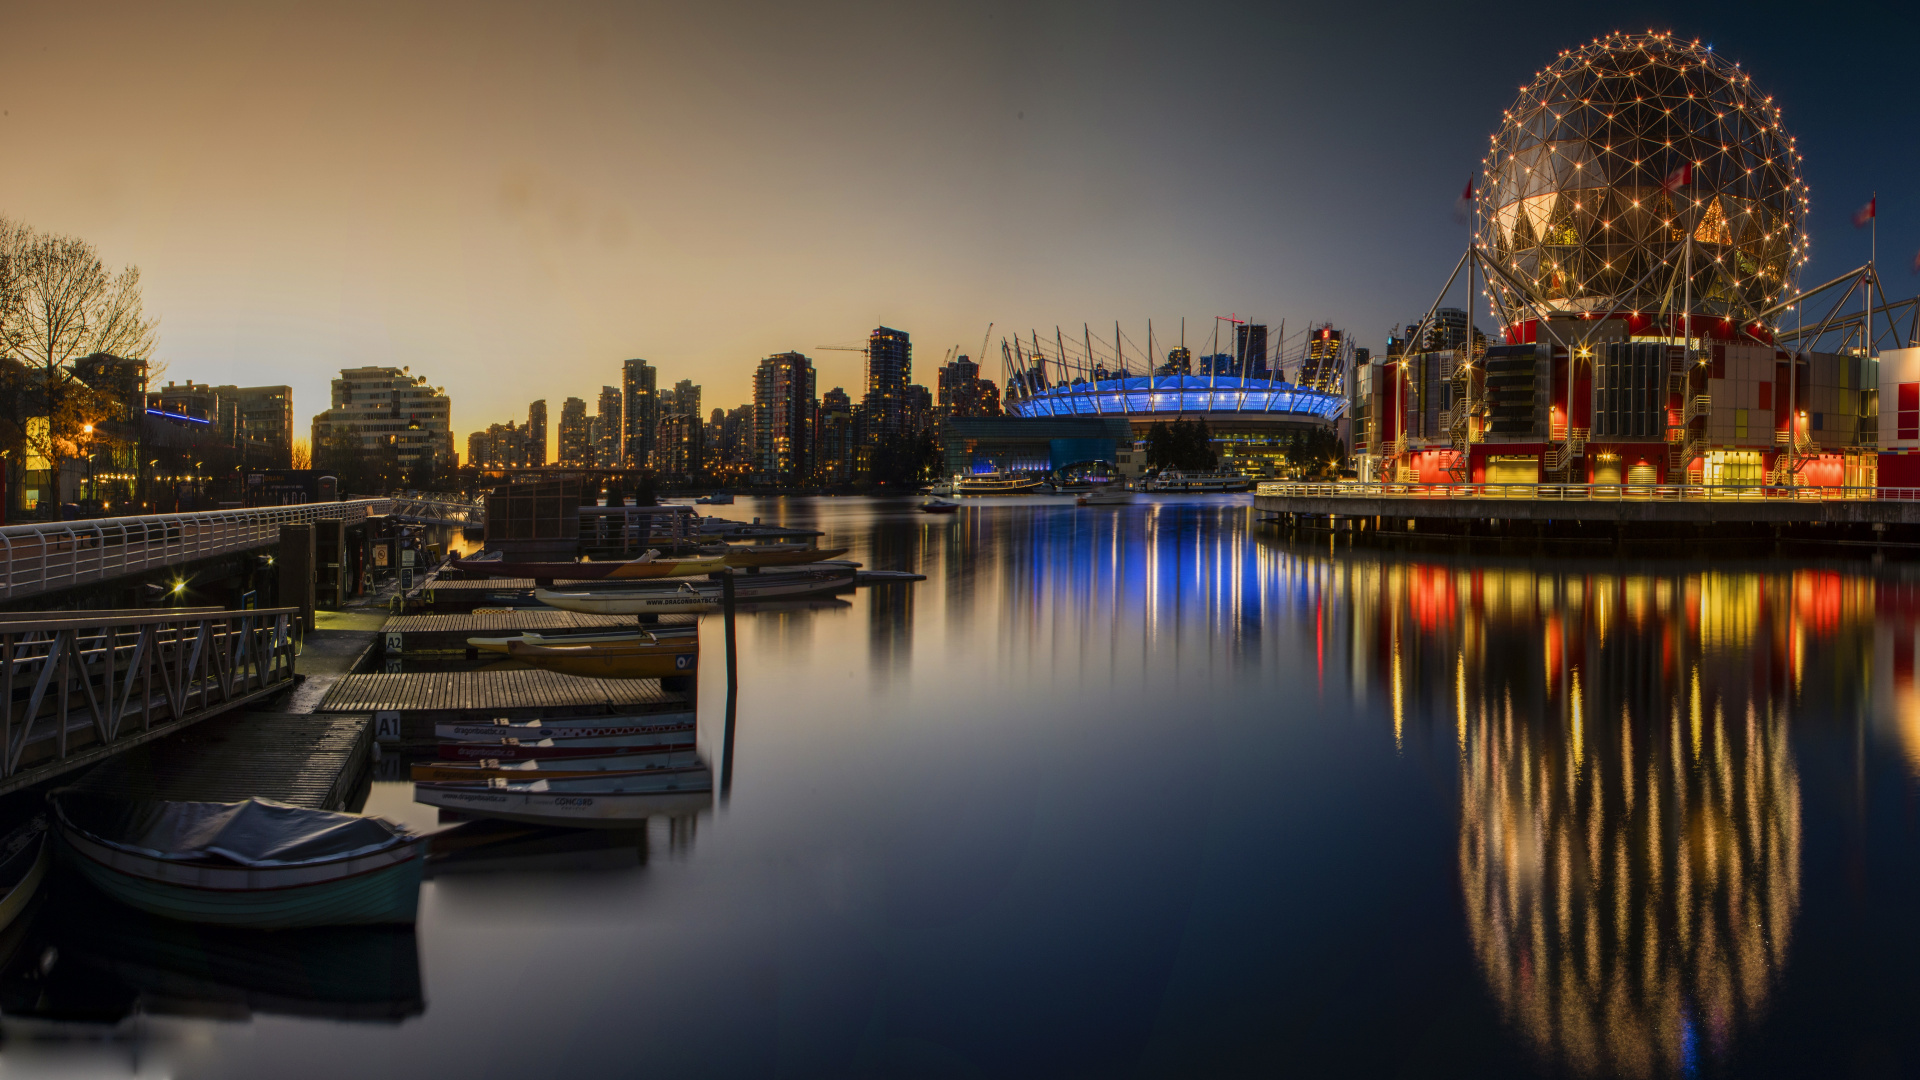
[433,714,695,741]
[414,769,715,828]
[535,565,856,615]
[466,628,695,654]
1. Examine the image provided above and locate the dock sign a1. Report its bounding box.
[374,711,403,743]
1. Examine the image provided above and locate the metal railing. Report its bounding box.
[0,607,299,794]
[1256,481,1904,502]
[388,496,484,527]
[0,500,391,602]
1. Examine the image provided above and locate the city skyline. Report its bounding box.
[1,2,1911,449]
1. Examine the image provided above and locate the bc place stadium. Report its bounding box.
[941,320,1353,478]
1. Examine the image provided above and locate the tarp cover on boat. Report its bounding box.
[52,793,414,867]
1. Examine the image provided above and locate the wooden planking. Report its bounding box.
[383,611,696,632]
[420,578,595,590]
[70,711,374,811]
[318,669,684,712]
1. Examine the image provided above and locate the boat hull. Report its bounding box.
[432,717,694,741]
[414,782,714,827]
[534,567,855,616]
[436,739,696,760]
[718,546,850,568]
[451,557,725,581]
[411,759,706,783]
[56,828,425,928]
[505,640,698,679]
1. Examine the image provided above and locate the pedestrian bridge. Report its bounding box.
[387,496,484,528]
[0,500,391,604]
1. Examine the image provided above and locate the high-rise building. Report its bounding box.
[149,381,290,465]
[936,355,1003,419]
[1299,326,1346,392]
[310,366,453,474]
[595,385,622,467]
[621,359,657,467]
[815,387,854,485]
[668,379,701,422]
[526,399,547,466]
[1235,323,1270,379]
[904,384,934,440]
[719,404,755,471]
[1159,347,1192,376]
[862,326,911,440]
[558,397,591,465]
[654,412,704,482]
[754,352,816,484]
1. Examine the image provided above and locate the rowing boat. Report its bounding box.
[412,754,706,783]
[711,544,851,568]
[50,792,426,928]
[0,817,49,938]
[436,735,696,760]
[534,565,856,616]
[466,627,695,655]
[451,550,726,583]
[414,769,715,828]
[432,714,694,741]
[506,637,698,679]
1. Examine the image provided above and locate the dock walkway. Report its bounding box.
[70,710,374,811]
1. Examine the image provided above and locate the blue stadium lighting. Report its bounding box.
[145,408,213,425]
[1006,376,1347,421]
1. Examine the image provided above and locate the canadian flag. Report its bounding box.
[1661,163,1692,195]
[1453,176,1475,223]
[1854,197,1876,228]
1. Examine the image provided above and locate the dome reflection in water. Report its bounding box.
[1368,564,1857,1075]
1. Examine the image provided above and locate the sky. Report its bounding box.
[1,0,1911,461]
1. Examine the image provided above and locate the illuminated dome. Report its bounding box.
[1478,32,1805,329]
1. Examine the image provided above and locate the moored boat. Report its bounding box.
[534,565,856,616]
[467,627,695,655]
[0,817,50,937]
[1141,471,1254,493]
[437,734,697,760]
[919,498,958,514]
[432,714,695,741]
[414,769,716,828]
[50,792,425,928]
[952,474,1044,496]
[710,544,851,568]
[506,637,698,679]
[412,754,706,783]
[451,550,726,583]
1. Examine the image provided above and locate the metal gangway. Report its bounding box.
[0,606,300,796]
[0,500,391,604]
[387,495,484,528]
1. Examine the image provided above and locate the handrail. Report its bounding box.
[0,500,391,602]
[1255,481,1898,502]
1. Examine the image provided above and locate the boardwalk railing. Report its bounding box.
[0,607,300,795]
[0,500,391,602]
[1256,482,1907,503]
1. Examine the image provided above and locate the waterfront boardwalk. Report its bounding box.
[1255,481,1920,544]
[71,710,375,811]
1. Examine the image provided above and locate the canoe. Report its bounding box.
[50,792,426,928]
[467,627,695,655]
[433,714,694,741]
[0,817,50,937]
[713,545,851,568]
[437,735,697,761]
[412,754,707,783]
[451,552,727,582]
[414,769,716,828]
[506,638,697,679]
[534,566,856,616]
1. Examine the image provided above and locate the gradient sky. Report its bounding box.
[2,1,1911,460]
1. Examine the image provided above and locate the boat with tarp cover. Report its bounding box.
[50,793,426,928]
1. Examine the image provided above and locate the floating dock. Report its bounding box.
[70,711,375,811]
[381,610,697,654]
[319,669,690,739]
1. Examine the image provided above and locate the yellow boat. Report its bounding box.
[506,637,699,679]
[715,544,851,568]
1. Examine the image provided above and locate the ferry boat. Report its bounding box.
[1142,471,1254,493]
[951,474,1045,496]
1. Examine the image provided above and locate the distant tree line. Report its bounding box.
[1144,419,1218,471]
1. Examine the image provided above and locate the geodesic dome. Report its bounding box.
[1478,31,1806,330]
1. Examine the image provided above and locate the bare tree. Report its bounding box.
[290,438,313,470]
[0,222,158,509]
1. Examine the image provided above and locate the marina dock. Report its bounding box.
[318,669,690,740]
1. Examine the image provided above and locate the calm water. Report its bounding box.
[10,495,1920,1078]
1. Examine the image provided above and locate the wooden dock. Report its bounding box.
[381,611,696,654]
[70,711,375,811]
[319,669,690,738]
